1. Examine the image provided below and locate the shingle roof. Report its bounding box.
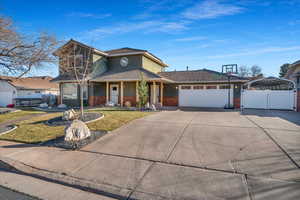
[105,47,146,55]
[158,69,247,83]
[92,68,172,82]
[0,76,59,90]
[105,47,164,63]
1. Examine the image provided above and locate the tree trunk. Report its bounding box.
[80,84,84,119]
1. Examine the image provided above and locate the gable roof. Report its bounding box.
[105,47,167,67]
[54,39,168,67]
[105,47,146,55]
[92,68,172,82]
[0,76,59,90]
[158,69,248,83]
[53,39,108,56]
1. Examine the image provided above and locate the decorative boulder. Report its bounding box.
[62,109,77,121]
[64,120,91,141]
[39,103,48,108]
[58,104,67,109]
[124,101,131,108]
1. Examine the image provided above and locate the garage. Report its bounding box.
[241,77,296,110]
[179,85,233,108]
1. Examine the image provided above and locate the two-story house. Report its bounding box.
[52,39,247,108]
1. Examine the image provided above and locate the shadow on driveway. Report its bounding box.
[241,109,300,126]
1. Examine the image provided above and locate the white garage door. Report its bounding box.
[179,85,233,108]
[242,90,296,110]
[0,92,13,107]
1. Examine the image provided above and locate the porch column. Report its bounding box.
[120,81,124,107]
[106,81,109,104]
[152,81,156,104]
[136,81,139,104]
[160,82,163,105]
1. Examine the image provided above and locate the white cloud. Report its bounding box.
[81,20,188,39]
[207,46,300,59]
[174,36,207,41]
[182,0,244,20]
[66,12,111,19]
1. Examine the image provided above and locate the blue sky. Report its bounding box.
[2,0,300,77]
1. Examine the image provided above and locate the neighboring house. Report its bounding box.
[52,39,247,108]
[0,76,59,107]
[285,60,300,111]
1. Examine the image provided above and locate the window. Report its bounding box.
[181,86,191,90]
[62,83,77,99]
[206,85,217,89]
[35,91,41,93]
[219,85,230,89]
[193,85,204,90]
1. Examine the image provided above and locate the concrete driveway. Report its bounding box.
[1,109,300,199]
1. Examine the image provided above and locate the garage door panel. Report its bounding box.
[242,91,268,109]
[179,88,233,108]
[268,91,294,110]
[242,90,295,110]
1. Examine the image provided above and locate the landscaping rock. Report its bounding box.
[64,120,91,142]
[62,109,77,121]
[57,104,67,109]
[39,103,48,108]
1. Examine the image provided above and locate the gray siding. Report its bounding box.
[107,55,142,72]
[124,82,136,97]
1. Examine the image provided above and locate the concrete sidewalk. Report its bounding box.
[1,109,300,199]
[0,170,116,200]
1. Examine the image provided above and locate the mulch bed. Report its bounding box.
[42,130,108,150]
[46,112,103,126]
[0,125,17,136]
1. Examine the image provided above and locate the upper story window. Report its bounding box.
[120,57,129,67]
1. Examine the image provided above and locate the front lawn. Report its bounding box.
[0,109,153,144]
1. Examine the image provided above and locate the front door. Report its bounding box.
[110,84,119,104]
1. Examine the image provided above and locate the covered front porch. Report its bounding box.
[88,80,165,107]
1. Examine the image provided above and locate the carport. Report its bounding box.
[241,77,297,110]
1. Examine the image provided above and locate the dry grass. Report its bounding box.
[0,109,153,144]
[0,110,45,124]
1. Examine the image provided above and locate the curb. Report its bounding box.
[0,156,130,200]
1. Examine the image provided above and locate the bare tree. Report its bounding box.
[64,43,92,118]
[0,16,58,77]
[238,65,250,77]
[250,65,262,77]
